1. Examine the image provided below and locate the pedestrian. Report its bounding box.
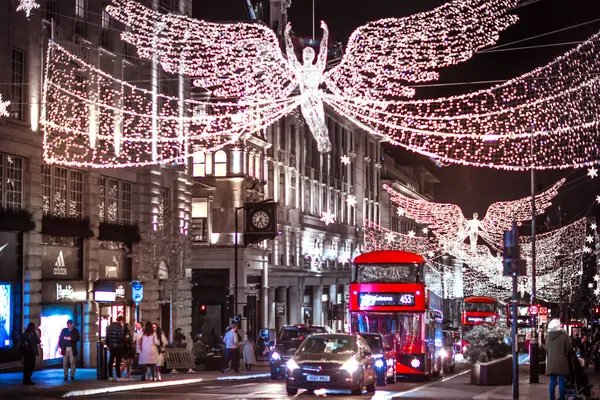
[134,321,143,371]
[241,331,256,372]
[20,322,40,385]
[546,319,573,400]
[138,321,158,381]
[221,323,239,373]
[174,328,186,348]
[58,319,80,381]
[105,316,125,382]
[152,323,168,381]
[120,324,136,380]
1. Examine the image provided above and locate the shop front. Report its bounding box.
[94,281,134,339]
[40,281,86,365]
[0,231,23,363]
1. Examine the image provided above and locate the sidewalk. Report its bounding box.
[0,362,270,399]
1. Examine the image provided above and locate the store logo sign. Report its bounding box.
[53,251,68,276]
[115,285,125,299]
[56,284,74,300]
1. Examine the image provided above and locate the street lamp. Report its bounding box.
[530,129,539,383]
[234,205,245,317]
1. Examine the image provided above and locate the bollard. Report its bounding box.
[96,342,108,380]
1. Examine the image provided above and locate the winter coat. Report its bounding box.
[105,322,125,350]
[122,332,136,360]
[20,329,40,356]
[546,330,573,376]
[58,327,80,357]
[138,333,158,365]
[156,332,168,366]
[241,338,256,365]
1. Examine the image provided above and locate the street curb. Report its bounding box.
[61,373,270,398]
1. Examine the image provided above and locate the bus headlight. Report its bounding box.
[410,358,421,369]
[375,359,384,368]
[440,349,448,359]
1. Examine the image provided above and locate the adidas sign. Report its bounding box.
[53,250,68,275]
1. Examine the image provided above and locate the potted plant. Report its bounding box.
[464,324,512,385]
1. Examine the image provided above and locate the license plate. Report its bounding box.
[306,374,330,382]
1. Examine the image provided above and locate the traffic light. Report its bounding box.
[594,306,599,314]
[199,304,207,316]
[224,295,234,314]
[503,222,527,276]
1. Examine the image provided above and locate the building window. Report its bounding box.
[255,155,262,180]
[99,177,133,224]
[74,0,86,36]
[214,151,227,177]
[101,8,112,49]
[290,171,296,209]
[191,197,208,242]
[231,150,241,174]
[75,0,85,18]
[43,166,84,218]
[0,154,24,209]
[192,153,206,177]
[156,188,170,230]
[10,49,25,121]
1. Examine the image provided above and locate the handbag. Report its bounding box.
[156,344,164,354]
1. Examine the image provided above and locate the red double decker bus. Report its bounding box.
[460,296,500,352]
[348,250,444,377]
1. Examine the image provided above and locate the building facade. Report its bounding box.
[0,0,193,368]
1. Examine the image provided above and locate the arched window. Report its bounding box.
[192,152,206,177]
[214,150,227,176]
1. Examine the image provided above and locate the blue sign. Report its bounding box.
[130,280,144,305]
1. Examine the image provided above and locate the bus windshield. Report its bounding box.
[464,302,496,313]
[356,263,423,283]
[351,312,424,354]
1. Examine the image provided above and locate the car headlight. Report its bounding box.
[286,359,299,372]
[374,359,384,368]
[340,357,360,373]
[440,349,448,359]
[271,351,281,361]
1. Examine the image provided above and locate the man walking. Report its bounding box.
[546,319,573,400]
[58,320,80,381]
[221,323,239,373]
[105,316,125,381]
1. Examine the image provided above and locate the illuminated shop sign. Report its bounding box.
[358,292,415,307]
[42,281,86,303]
[93,282,131,303]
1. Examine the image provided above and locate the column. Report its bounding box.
[262,258,269,328]
[276,286,287,332]
[268,287,276,329]
[288,285,300,325]
[312,281,323,326]
[329,284,337,332]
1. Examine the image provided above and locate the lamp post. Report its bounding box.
[530,129,539,383]
[234,205,245,317]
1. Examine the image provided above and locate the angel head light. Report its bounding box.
[302,47,316,65]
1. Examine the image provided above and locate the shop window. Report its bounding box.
[99,177,133,224]
[0,153,24,209]
[214,150,227,177]
[192,197,208,242]
[43,165,83,218]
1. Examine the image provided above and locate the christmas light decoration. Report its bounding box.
[384,179,565,251]
[588,167,598,179]
[42,42,299,167]
[362,219,440,255]
[320,210,336,226]
[422,227,429,234]
[16,0,39,18]
[96,0,519,167]
[396,208,406,217]
[346,195,357,207]
[587,235,594,243]
[589,282,594,289]
[0,94,9,118]
[341,155,351,165]
[592,223,598,231]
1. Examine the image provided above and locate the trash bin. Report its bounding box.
[96,342,108,380]
[205,352,223,371]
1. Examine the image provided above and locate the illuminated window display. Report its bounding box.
[40,304,80,361]
[0,283,11,348]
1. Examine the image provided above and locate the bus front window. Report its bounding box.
[351,312,425,355]
[397,313,424,355]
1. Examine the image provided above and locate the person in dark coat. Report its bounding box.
[546,319,573,400]
[105,316,125,381]
[20,322,41,385]
[58,320,80,380]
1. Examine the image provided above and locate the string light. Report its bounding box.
[362,219,440,255]
[383,179,565,251]
[320,210,336,225]
[588,167,598,178]
[0,94,9,118]
[16,0,39,18]
[346,195,357,207]
[341,155,351,165]
[591,223,598,231]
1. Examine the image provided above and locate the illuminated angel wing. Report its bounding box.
[479,178,565,245]
[383,184,468,242]
[106,0,297,101]
[324,0,518,100]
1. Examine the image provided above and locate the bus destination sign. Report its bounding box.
[359,292,415,308]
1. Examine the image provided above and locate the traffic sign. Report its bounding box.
[539,307,548,316]
[529,305,539,316]
[130,280,144,305]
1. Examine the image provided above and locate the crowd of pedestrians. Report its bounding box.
[220,323,256,373]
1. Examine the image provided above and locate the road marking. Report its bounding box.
[392,369,471,398]
[473,385,506,399]
[230,382,259,388]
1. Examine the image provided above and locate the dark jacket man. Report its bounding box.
[105,319,125,350]
[546,325,573,376]
[59,324,80,356]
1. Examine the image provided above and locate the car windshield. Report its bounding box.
[298,336,357,355]
[361,335,382,351]
[279,327,326,342]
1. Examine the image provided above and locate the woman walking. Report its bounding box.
[20,322,41,385]
[154,325,168,381]
[241,331,256,372]
[138,321,158,381]
[546,319,573,400]
[120,324,136,380]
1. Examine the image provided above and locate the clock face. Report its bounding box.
[251,210,270,230]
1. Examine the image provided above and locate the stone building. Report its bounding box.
[0,0,193,369]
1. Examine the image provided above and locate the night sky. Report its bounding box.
[193,0,600,224]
